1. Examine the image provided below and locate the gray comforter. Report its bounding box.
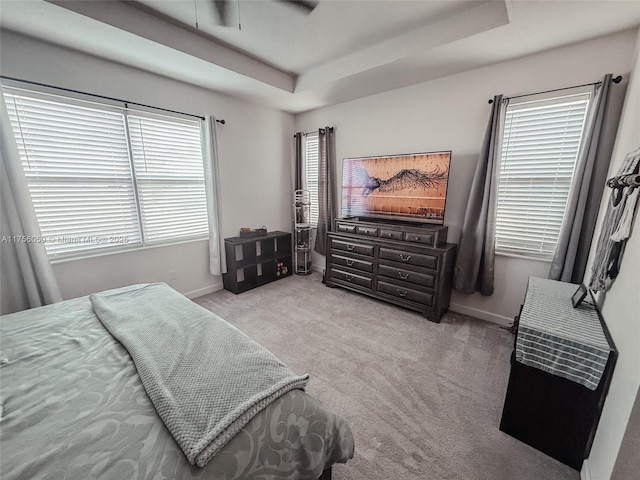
[0,291,354,480]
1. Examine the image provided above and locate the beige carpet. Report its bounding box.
[194,273,579,480]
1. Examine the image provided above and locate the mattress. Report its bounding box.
[0,294,354,480]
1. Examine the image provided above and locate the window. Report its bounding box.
[3,88,208,259]
[304,132,319,226]
[128,115,208,244]
[495,92,591,260]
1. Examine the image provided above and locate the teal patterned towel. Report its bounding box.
[90,283,309,467]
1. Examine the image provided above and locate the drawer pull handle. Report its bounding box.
[414,236,420,241]
[398,272,410,279]
[399,254,411,261]
[346,274,353,281]
[387,233,393,237]
[397,289,408,297]
[347,244,355,251]
[346,260,355,266]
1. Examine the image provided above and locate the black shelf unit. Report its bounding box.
[222,231,292,294]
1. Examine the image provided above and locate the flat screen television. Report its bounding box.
[340,151,451,225]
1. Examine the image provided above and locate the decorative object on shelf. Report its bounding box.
[239,226,268,238]
[326,218,456,322]
[294,189,312,275]
[276,261,288,277]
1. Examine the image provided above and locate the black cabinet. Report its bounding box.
[326,218,456,322]
[499,277,617,470]
[222,232,292,294]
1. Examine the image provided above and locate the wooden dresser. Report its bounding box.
[326,218,457,322]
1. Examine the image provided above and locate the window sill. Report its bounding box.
[49,236,209,265]
[495,251,553,263]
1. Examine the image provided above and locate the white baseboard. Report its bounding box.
[448,302,513,326]
[581,459,591,480]
[311,264,324,274]
[185,283,223,299]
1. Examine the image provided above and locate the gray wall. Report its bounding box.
[0,31,295,299]
[611,387,640,480]
[583,27,640,480]
[295,29,637,326]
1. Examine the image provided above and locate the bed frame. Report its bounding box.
[319,468,332,480]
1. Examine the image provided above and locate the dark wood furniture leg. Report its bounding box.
[318,467,332,480]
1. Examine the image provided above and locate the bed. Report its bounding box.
[0,284,354,480]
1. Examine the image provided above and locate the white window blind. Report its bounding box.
[495,93,591,259]
[304,133,319,226]
[128,115,208,244]
[3,88,208,259]
[4,92,141,257]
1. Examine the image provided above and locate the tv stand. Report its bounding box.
[326,218,457,322]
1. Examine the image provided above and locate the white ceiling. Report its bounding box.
[1,0,640,113]
[135,0,483,74]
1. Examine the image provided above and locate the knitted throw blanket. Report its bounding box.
[90,283,309,467]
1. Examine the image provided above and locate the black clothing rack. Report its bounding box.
[606,173,640,189]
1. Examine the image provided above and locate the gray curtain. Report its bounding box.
[294,132,303,191]
[314,127,336,255]
[1,94,62,315]
[549,74,614,283]
[201,117,226,276]
[452,95,505,296]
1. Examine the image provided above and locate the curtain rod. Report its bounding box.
[0,75,206,121]
[293,128,335,138]
[488,75,623,104]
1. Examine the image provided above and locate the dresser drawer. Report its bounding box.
[379,229,403,241]
[331,269,373,289]
[379,247,438,270]
[331,253,374,273]
[378,264,436,289]
[336,222,356,234]
[377,281,434,306]
[356,226,379,237]
[331,239,375,257]
[403,231,436,246]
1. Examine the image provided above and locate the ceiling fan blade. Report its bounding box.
[211,0,231,26]
[278,0,319,15]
